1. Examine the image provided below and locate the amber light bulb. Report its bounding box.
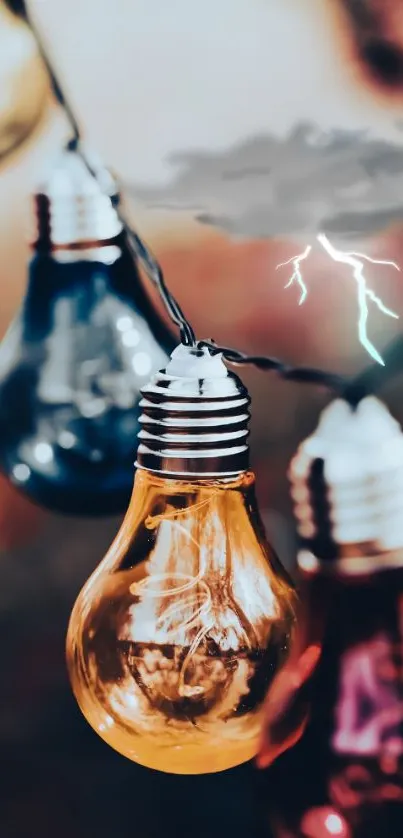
[66,343,296,774]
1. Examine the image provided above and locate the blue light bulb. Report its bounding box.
[0,147,174,515]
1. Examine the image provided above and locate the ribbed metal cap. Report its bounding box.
[135,344,250,477]
[289,397,403,568]
[31,146,122,250]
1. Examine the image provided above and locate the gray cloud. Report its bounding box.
[128,123,403,241]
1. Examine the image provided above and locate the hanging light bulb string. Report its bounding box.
[198,339,346,391]
[22,1,196,348]
[22,3,81,148]
[119,226,197,347]
[23,2,403,398]
[200,335,403,406]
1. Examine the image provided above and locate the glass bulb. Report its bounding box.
[66,468,296,774]
[0,149,174,515]
[0,1,49,162]
[258,397,403,837]
[0,246,173,515]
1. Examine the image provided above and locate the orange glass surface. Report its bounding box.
[66,469,296,774]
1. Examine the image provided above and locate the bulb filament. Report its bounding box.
[130,500,219,698]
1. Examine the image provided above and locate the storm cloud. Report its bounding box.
[129,123,403,241]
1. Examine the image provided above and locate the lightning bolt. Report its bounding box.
[276,236,399,365]
[275,245,312,304]
[317,234,399,366]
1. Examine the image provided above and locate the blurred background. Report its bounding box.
[1,0,403,835]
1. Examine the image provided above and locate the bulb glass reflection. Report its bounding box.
[258,398,403,837]
[0,247,172,515]
[0,148,174,515]
[67,469,296,774]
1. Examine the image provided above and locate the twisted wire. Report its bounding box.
[22,2,403,400]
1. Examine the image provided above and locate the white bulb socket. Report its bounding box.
[289,396,403,554]
[165,343,228,379]
[31,146,122,249]
[136,343,251,477]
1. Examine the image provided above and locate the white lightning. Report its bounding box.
[276,236,400,366]
[317,234,399,366]
[276,245,312,304]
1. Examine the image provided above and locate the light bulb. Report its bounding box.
[66,344,296,774]
[258,397,403,838]
[0,1,49,162]
[0,147,174,515]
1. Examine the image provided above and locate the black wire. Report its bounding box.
[117,225,196,347]
[22,2,403,393]
[75,146,196,345]
[199,334,403,405]
[198,340,347,392]
[74,145,196,347]
[22,2,81,146]
[22,1,196,347]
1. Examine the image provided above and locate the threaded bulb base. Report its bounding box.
[289,396,403,561]
[135,345,250,477]
[31,146,122,251]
